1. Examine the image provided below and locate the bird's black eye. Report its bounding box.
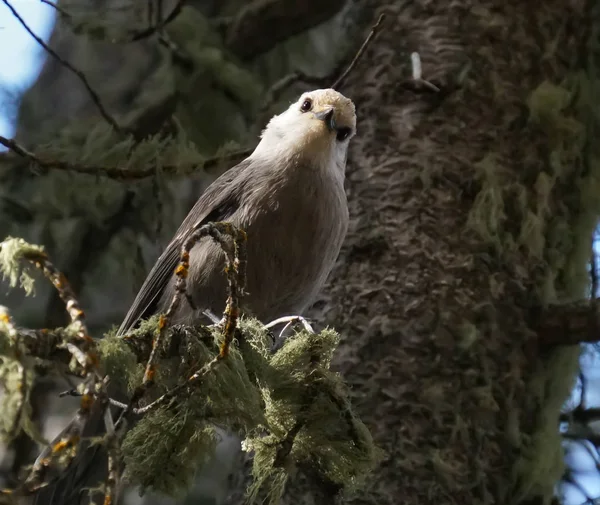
[300,98,313,112]
[336,127,351,141]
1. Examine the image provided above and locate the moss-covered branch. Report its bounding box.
[0,236,381,504]
[537,301,600,346]
[0,133,251,181]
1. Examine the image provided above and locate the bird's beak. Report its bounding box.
[314,108,336,132]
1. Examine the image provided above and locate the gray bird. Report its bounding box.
[32,88,355,505]
[119,88,355,333]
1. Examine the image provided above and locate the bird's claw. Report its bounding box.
[265,315,314,334]
[264,315,315,351]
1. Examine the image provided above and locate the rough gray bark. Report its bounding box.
[274,1,597,504]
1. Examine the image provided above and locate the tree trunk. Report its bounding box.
[285,0,596,503]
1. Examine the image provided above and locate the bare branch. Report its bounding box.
[561,407,600,424]
[258,13,388,120]
[536,299,600,346]
[2,0,122,133]
[103,407,120,505]
[330,13,386,90]
[39,0,70,18]
[129,0,185,42]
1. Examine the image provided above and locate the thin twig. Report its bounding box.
[330,13,386,90]
[217,222,247,357]
[39,0,70,18]
[60,388,128,409]
[0,306,28,441]
[130,0,185,42]
[258,72,323,118]
[20,250,96,367]
[21,377,102,493]
[580,371,587,411]
[589,244,598,351]
[103,407,120,505]
[0,244,110,495]
[2,0,122,133]
[0,134,253,180]
[117,222,246,423]
[133,355,218,415]
[258,12,386,118]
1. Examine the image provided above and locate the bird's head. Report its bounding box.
[256,89,356,169]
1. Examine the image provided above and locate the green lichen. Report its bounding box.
[97,333,140,393]
[122,407,218,497]
[0,237,46,296]
[116,318,381,501]
[467,69,600,504]
[245,328,383,505]
[0,236,381,501]
[0,311,46,445]
[513,346,580,503]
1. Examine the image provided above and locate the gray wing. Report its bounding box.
[116,157,253,336]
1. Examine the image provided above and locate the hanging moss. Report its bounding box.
[112,319,381,500]
[466,66,600,503]
[0,237,47,296]
[0,236,381,500]
[245,328,383,504]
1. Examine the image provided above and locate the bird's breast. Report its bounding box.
[237,168,348,319]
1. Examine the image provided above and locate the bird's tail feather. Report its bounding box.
[31,405,110,505]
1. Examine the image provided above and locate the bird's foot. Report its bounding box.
[265,315,315,351]
[265,315,315,334]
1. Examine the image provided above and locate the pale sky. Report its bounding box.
[0,0,55,141]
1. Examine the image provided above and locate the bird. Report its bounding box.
[32,88,356,505]
[118,87,355,334]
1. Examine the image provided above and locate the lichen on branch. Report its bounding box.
[0,236,381,503]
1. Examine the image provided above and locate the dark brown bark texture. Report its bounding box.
[276,1,598,504]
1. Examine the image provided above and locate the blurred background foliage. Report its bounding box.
[0,1,362,503]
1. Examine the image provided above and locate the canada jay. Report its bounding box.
[118,88,355,333]
[33,88,356,505]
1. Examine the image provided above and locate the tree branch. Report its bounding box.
[2,0,122,132]
[560,406,600,424]
[537,301,600,346]
[2,0,122,133]
[330,13,386,90]
[257,13,388,121]
[223,0,346,60]
[0,135,252,180]
[129,0,185,42]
